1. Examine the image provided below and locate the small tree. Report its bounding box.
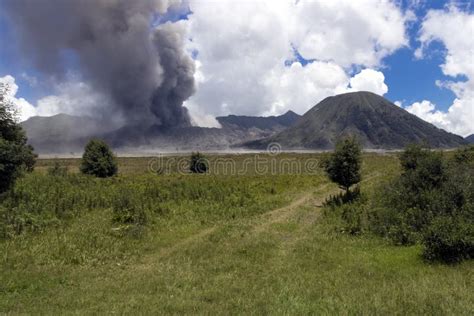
[80,139,117,178]
[0,83,36,194]
[324,137,361,193]
[190,152,208,174]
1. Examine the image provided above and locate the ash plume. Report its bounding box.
[2,0,195,127]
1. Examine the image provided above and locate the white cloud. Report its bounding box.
[0,74,115,123]
[293,0,408,67]
[35,81,111,118]
[411,5,474,137]
[348,69,388,96]
[418,5,474,79]
[405,97,474,137]
[0,75,37,122]
[186,0,409,123]
[263,61,350,116]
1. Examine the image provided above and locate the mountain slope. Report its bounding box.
[466,134,474,144]
[21,112,300,154]
[216,110,300,130]
[245,91,466,149]
[21,114,115,154]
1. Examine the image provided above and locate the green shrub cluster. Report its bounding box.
[327,145,473,263]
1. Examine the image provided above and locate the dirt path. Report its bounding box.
[252,183,334,234]
[134,183,334,271]
[137,172,382,269]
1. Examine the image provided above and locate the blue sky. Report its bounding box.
[0,0,472,135]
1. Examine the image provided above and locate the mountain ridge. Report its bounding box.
[216,110,300,130]
[466,134,474,144]
[21,92,467,153]
[244,91,466,149]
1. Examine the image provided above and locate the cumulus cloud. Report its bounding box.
[0,75,36,122]
[35,81,113,119]
[292,0,408,67]
[348,69,388,95]
[0,74,119,125]
[186,0,408,124]
[411,5,474,136]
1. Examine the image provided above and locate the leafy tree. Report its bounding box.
[80,139,117,177]
[324,137,362,193]
[190,152,208,174]
[0,83,36,194]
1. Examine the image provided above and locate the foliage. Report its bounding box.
[324,186,361,207]
[0,83,36,194]
[399,144,446,192]
[322,144,473,263]
[80,139,118,178]
[190,151,209,173]
[423,215,474,263]
[327,144,473,263]
[323,137,361,192]
[47,160,68,176]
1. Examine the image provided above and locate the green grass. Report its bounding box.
[1,153,473,314]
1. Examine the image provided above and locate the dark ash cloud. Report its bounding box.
[2,0,195,127]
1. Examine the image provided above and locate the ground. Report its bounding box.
[1,153,473,314]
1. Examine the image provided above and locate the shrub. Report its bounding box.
[423,216,474,263]
[0,83,36,194]
[112,187,148,227]
[324,186,361,206]
[399,144,446,192]
[47,160,68,176]
[323,137,361,193]
[190,152,209,174]
[376,145,473,259]
[80,139,118,178]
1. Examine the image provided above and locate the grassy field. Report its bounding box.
[1,153,473,314]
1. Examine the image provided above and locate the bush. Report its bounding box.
[0,83,36,194]
[112,187,148,227]
[375,145,473,259]
[323,137,361,193]
[190,152,209,174]
[80,139,118,178]
[47,160,68,176]
[399,144,446,192]
[324,186,361,206]
[423,216,474,263]
[324,144,474,263]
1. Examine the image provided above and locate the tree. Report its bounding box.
[0,83,36,194]
[190,152,208,174]
[324,137,361,193]
[80,139,117,177]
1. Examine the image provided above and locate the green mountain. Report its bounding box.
[245,91,466,149]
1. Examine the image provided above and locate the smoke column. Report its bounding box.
[2,0,195,128]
